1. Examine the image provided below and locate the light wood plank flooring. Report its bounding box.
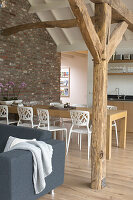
[39,132,133,200]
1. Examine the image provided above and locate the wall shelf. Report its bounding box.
[109,60,133,75]
[109,60,133,63]
[108,73,133,75]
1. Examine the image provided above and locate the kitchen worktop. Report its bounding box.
[108,98,133,133]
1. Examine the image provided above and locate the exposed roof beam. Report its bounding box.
[29,0,90,13]
[1,19,78,36]
[0,15,122,37]
[90,0,133,32]
[1,16,97,36]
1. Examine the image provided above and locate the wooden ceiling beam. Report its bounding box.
[0,15,123,37]
[90,0,133,32]
[1,19,78,36]
[68,0,103,63]
[107,21,128,62]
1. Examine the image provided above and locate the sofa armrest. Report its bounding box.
[0,139,65,200]
[0,150,34,200]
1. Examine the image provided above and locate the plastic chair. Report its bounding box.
[66,110,92,160]
[37,108,68,150]
[0,105,17,125]
[17,106,37,128]
[69,104,88,144]
[107,105,118,146]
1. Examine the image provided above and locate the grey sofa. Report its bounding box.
[0,124,65,200]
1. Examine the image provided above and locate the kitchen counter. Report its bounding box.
[108,95,133,101]
[108,100,133,133]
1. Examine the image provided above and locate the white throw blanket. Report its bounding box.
[8,141,53,194]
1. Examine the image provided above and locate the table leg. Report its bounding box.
[119,115,127,149]
[106,117,112,160]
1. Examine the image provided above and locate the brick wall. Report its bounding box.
[0,0,61,104]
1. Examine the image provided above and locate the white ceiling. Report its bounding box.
[28,0,133,52]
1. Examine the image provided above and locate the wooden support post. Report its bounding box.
[91,3,111,190]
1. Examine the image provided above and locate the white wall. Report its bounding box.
[108,75,133,95]
[108,45,133,95]
[61,54,88,105]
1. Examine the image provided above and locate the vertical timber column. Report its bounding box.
[91,3,111,189]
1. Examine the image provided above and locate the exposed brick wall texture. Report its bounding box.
[0,0,61,104]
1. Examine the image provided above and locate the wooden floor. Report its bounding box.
[39,132,133,200]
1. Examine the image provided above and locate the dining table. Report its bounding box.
[9,105,127,160]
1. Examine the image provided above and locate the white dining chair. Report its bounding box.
[69,104,88,145]
[66,110,92,160]
[107,105,118,146]
[37,108,68,150]
[0,105,17,125]
[17,106,37,128]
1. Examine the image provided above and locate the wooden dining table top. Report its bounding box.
[8,104,127,160]
[8,104,127,120]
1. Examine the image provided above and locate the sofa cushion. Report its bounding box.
[0,124,52,153]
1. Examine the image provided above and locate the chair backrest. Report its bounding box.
[37,108,50,129]
[0,105,8,118]
[17,106,33,122]
[0,105,8,123]
[70,110,90,127]
[107,105,117,110]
